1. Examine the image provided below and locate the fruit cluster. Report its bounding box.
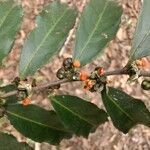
[86,67,106,92]
[56,58,81,81]
[56,58,106,92]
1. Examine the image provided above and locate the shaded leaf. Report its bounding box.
[0,0,22,65]
[101,87,150,133]
[73,0,122,66]
[0,132,32,150]
[0,84,18,104]
[51,95,108,137]
[6,104,72,145]
[19,1,77,78]
[129,0,150,61]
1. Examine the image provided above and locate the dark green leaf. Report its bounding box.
[0,84,18,104]
[0,132,32,150]
[6,104,72,145]
[19,1,77,78]
[0,0,22,65]
[101,87,150,133]
[51,95,108,137]
[73,0,122,66]
[129,0,150,61]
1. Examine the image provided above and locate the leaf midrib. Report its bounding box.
[52,98,96,127]
[77,1,109,60]
[7,110,68,132]
[21,8,69,76]
[106,92,135,122]
[0,5,15,29]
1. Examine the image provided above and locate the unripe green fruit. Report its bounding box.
[56,68,66,79]
[63,58,73,70]
[141,79,150,90]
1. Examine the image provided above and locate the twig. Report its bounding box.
[104,69,150,77]
[0,69,150,99]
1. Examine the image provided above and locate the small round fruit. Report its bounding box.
[56,68,66,79]
[22,97,31,106]
[80,71,89,81]
[63,58,73,69]
[73,60,81,68]
[141,79,150,90]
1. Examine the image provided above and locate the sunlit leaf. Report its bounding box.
[129,0,150,61]
[73,0,122,65]
[0,0,22,65]
[19,1,77,78]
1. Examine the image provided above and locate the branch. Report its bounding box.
[104,69,150,77]
[0,69,150,99]
[0,79,71,99]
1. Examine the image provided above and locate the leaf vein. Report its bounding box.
[21,8,69,76]
[52,98,95,126]
[7,110,67,132]
[77,1,109,60]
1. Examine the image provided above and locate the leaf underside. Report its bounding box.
[19,1,77,78]
[51,95,108,137]
[129,0,150,61]
[101,87,150,133]
[73,0,122,66]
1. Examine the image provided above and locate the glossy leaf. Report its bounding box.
[0,132,32,150]
[6,104,72,145]
[51,95,108,137]
[0,0,22,65]
[0,84,18,104]
[73,0,122,66]
[19,1,77,78]
[129,0,150,61]
[101,87,150,133]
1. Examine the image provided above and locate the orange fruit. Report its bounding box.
[80,71,89,81]
[22,97,31,106]
[85,79,94,89]
[73,60,81,68]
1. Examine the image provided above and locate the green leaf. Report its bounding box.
[101,87,150,133]
[0,0,22,65]
[19,1,77,78]
[0,132,32,150]
[129,0,150,61]
[51,95,108,137]
[6,104,72,145]
[0,84,18,104]
[73,0,122,66]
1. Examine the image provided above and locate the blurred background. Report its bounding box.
[0,0,150,149]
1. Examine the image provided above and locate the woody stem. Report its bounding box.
[0,69,150,99]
